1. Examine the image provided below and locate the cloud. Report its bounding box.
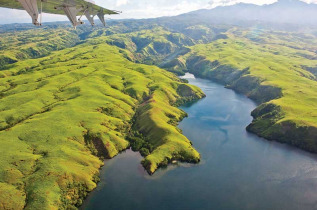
[101,0,212,19]
[116,0,129,7]
[208,0,277,8]
[207,0,317,8]
[120,1,205,19]
[0,0,316,24]
[0,8,67,24]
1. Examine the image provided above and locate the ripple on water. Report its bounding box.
[82,73,317,210]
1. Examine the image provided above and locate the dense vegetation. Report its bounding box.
[176,29,317,152]
[0,28,204,209]
[0,28,80,68]
[86,23,317,154]
[1,0,317,208]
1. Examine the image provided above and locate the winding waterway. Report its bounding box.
[82,74,317,210]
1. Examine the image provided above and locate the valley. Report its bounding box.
[82,73,317,210]
[0,0,317,209]
[0,30,204,209]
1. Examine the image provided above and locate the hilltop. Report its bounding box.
[0,27,204,209]
[0,0,317,209]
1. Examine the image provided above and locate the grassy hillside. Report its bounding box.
[1,18,317,209]
[175,28,317,152]
[101,27,195,67]
[0,28,80,68]
[0,35,204,209]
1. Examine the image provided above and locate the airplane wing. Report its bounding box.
[0,0,120,28]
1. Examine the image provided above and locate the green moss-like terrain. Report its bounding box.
[174,29,317,152]
[0,28,80,68]
[89,24,317,154]
[0,30,204,209]
[1,8,317,209]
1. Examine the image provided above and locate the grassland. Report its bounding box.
[0,32,204,209]
[102,27,195,66]
[175,28,317,152]
[1,21,317,210]
[0,28,80,67]
[105,26,317,153]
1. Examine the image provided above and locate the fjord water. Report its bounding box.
[82,74,317,210]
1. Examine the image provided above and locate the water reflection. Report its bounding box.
[82,73,317,210]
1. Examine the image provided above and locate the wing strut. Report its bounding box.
[17,0,40,25]
[97,11,106,26]
[15,0,116,28]
[85,9,95,26]
[55,5,84,28]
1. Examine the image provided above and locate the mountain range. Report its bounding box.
[167,0,317,28]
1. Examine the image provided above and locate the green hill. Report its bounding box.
[173,28,317,151]
[0,9,317,209]
[0,33,204,209]
[0,28,80,67]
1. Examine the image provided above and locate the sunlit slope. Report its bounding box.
[0,28,80,67]
[182,30,317,151]
[101,27,195,66]
[0,39,203,209]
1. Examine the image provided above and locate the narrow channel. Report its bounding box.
[81,73,317,210]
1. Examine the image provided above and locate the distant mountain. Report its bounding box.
[174,0,317,28]
[1,0,316,35]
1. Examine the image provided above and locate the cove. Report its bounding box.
[81,73,317,210]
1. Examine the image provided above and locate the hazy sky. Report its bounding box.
[0,0,316,24]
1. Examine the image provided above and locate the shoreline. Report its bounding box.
[183,64,317,155]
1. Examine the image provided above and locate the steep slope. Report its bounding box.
[97,26,228,75]
[173,28,317,152]
[0,28,80,68]
[101,27,195,65]
[0,37,204,209]
[1,2,317,207]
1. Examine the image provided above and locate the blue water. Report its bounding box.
[81,74,317,210]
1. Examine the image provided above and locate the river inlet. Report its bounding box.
[82,73,317,210]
